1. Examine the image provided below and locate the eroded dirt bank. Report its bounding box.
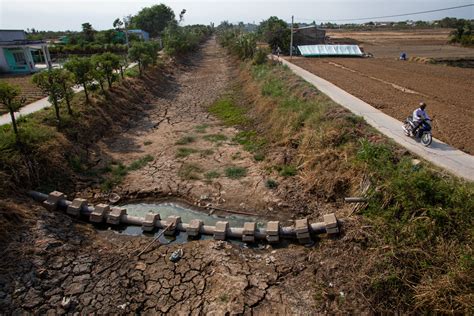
[1,39,371,314]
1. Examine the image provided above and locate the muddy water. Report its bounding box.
[106,202,265,244]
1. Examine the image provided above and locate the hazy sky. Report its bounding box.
[0,0,473,31]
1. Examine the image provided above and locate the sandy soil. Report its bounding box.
[327,28,474,58]
[290,57,474,153]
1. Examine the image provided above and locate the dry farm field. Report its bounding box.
[290,29,474,153]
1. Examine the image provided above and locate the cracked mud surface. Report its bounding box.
[1,204,367,314]
[89,39,282,216]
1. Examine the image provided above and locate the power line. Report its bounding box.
[296,3,474,22]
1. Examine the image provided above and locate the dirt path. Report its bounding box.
[94,39,281,216]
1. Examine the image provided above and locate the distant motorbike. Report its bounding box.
[402,115,433,146]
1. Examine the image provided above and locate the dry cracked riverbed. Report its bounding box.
[0,39,369,314]
[82,39,283,216]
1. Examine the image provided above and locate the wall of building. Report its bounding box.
[1,47,35,73]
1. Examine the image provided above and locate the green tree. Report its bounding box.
[132,4,175,37]
[82,22,95,42]
[257,16,291,52]
[64,57,93,102]
[128,42,159,75]
[92,53,121,88]
[32,69,64,125]
[56,69,75,115]
[0,82,25,137]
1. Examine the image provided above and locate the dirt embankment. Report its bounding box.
[291,57,474,153]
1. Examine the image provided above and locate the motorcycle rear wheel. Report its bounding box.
[421,132,432,146]
[403,123,411,136]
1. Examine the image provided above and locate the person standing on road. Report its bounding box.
[276,46,281,57]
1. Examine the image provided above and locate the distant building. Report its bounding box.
[0,30,51,74]
[293,25,326,46]
[127,29,150,41]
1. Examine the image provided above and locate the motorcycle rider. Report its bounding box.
[411,102,431,136]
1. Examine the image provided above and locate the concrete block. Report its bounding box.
[187,219,203,237]
[107,207,126,225]
[295,218,309,233]
[324,213,338,228]
[142,212,160,232]
[242,222,256,242]
[90,204,110,223]
[295,218,312,244]
[43,191,65,211]
[266,221,280,243]
[214,221,229,240]
[66,198,87,217]
[326,227,339,234]
[164,216,181,236]
[267,235,279,243]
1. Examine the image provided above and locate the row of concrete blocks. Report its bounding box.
[42,191,339,244]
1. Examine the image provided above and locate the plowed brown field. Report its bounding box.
[290,57,474,154]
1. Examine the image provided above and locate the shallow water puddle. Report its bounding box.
[100,202,265,245]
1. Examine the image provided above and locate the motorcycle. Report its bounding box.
[402,115,433,146]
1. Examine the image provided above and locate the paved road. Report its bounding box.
[0,63,137,126]
[278,57,474,182]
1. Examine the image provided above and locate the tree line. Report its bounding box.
[0,40,160,141]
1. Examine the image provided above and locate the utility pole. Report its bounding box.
[290,15,294,59]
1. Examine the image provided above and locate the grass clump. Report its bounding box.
[233,130,266,153]
[209,97,247,126]
[101,155,154,190]
[178,163,203,180]
[143,140,152,146]
[203,134,227,143]
[225,166,247,179]
[200,149,214,156]
[276,165,297,177]
[194,124,209,133]
[265,179,278,189]
[204,170,220,180]
[175,135,196,145]
[128,155,154,171]
[176,147,198,158]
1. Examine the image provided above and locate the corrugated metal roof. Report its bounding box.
[298,45,363,57]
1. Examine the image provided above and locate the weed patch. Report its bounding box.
[209,97,247,126]
[101,155,154,190]
[225,166,247,179]
[176,147,199,158]
[233,131,266,153]
[179,163,203,180]
[175,135,196,145]
[194,124,209,133]
[204,170,220,180]
[203,134,227,142]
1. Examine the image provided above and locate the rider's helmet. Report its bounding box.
[419,102,427,110]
